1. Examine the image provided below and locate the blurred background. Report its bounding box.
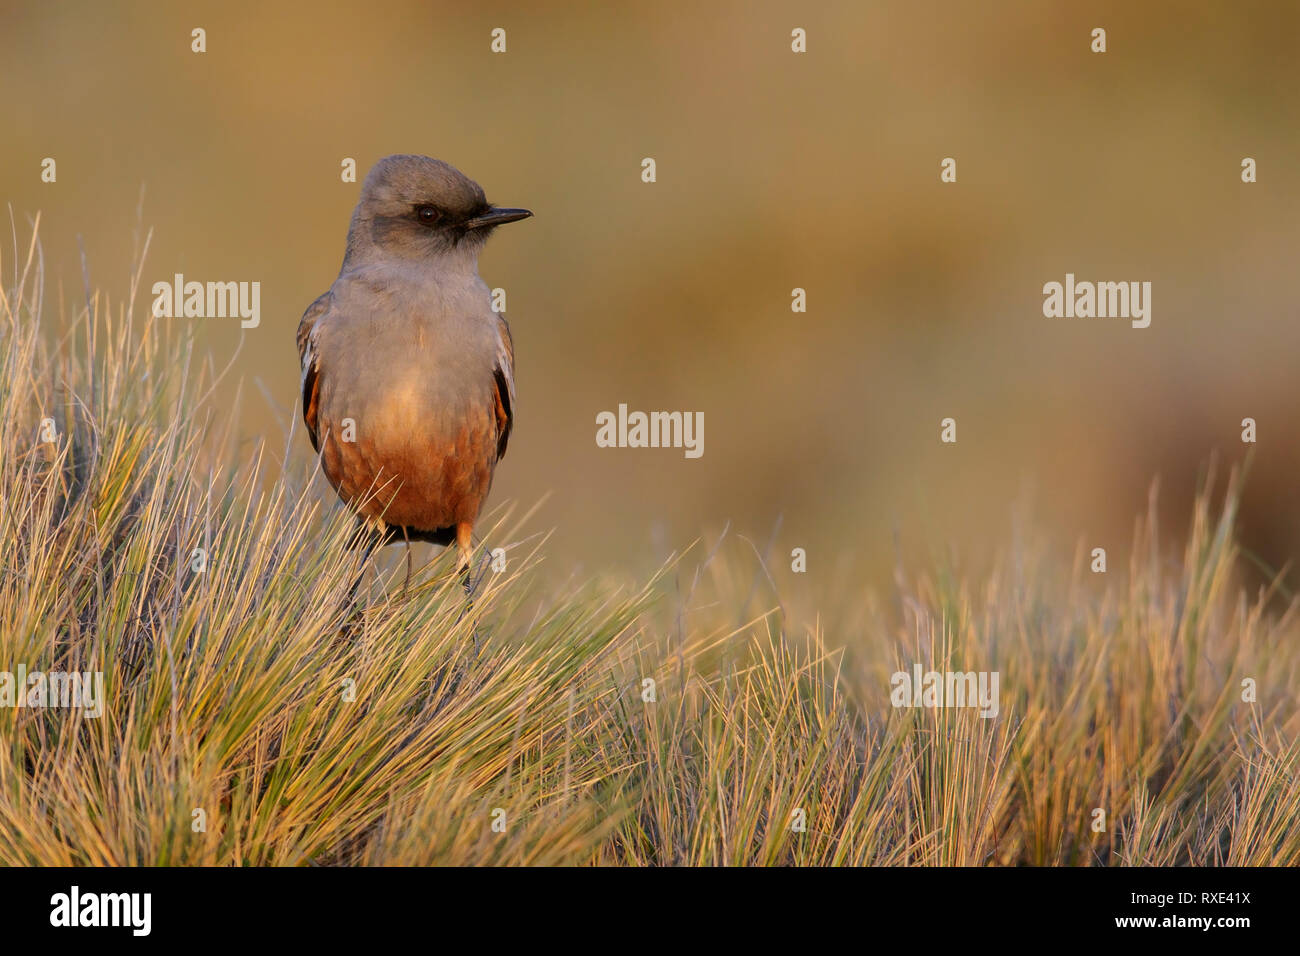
[3,0,1298,612]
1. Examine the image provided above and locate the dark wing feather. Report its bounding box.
[297,292,332,453]
[493,314,516,460]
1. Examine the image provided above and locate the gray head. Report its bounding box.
[344,155,531,265]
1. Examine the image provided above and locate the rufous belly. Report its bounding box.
[317,404,497,533]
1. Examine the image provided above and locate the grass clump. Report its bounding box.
[1,221,1296,865]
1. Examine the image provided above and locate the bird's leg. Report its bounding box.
[455,521,475,595]
[452,521,486,655]
[401,525,413,597]
[347,535,376,607]
[342,528,378,638]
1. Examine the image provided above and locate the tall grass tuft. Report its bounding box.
[1,220,1296,866]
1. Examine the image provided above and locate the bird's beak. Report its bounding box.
[465,207,533,230]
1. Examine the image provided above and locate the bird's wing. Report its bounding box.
[492,313,516,460]
[296,291,333,453]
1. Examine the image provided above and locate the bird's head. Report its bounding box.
[346,154,532,263]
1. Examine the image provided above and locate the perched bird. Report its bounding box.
[297,154,532,579]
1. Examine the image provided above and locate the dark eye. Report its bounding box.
[415,205,441,225]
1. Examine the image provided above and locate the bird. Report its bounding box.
[296,154,532,587]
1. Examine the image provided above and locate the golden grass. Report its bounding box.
[1,220,1296,866]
